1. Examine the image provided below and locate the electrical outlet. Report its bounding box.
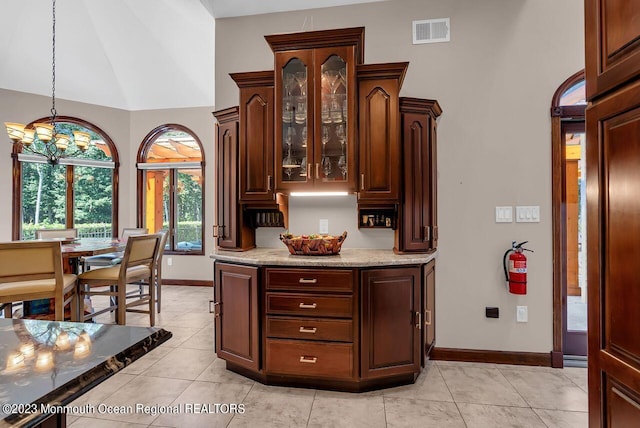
[319,219,329,234]
[516,306,528,322]
[486,307,499,318]
[167,257,173,266]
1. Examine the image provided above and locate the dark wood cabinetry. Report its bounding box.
[213,108,255,251]
[356,63,407,203]
[213,262,260,372]
[361,267,421,379]
[211,259,433,391]
[395,98,442,254]
[585,2,640,426]
[231,71,275,203]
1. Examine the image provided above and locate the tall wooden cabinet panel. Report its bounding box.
[586,1,640,426]
[356,63,408,203]
[585,0,640,100]
[214,262,260,372]
[361,267,421,379]
[231,71,275,203]
[423,260,436,364]
[395,98,442,253]
[213,107,255,251]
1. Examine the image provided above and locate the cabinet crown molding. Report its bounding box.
[213,106,240,123]
[265,27,365,64]
[230,70,275,88]
[357,62,409,87]
[399,97,443,118]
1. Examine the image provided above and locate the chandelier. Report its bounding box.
[4,0,91,166]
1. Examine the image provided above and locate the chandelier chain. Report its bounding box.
[51,0,57,120]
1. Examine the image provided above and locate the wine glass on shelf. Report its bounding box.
[301,127,307,148]
[321,126,332,177]
[294,71,307,96]
[337,124,347,179]
[283,73,295,97]
[324,70,340,94]
[338,67,347,93]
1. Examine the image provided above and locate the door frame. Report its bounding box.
[551,69,585,368]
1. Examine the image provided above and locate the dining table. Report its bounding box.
[22,238,126,319]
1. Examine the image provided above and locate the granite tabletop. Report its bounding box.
[0,319,171,427]
[211,248,436,267]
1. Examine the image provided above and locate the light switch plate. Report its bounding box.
[516,306,528,322]
[516,206,540,223]
[319,219,329,234]
[495,206,513,223]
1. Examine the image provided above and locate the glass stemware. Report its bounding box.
[321,126,332,177]
[283,73,295,97]
[324,70,340,94]
[294,71,307,96]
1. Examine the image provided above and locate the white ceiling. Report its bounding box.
[0,0,386,111]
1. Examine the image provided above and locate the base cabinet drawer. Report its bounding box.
[266,293,353,317]
[266,269,354,292]
[267,316,353,342]
[266,339,354,379]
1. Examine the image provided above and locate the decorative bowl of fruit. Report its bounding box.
[279,231,348,256]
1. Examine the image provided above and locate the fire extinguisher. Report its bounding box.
[503,241,533,295]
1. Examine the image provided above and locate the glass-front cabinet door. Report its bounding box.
[275,46,356,192]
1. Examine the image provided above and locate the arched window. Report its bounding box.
[137,124,204,255]
[12,116,119,240]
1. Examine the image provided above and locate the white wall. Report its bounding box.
[215,0,584,352]
[0,88,215,282]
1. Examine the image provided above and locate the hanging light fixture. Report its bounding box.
[4,0,91,166]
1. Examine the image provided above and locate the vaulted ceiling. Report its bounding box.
[0,0,386,111]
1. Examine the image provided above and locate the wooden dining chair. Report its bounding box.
[77,234,160,326]
[127,230,168,315]
[82,227,148,271]
[0,241,78,321]
[35,228,78,239]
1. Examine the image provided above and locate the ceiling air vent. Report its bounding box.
[413,18,450,44]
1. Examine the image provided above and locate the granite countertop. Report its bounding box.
[211,248,436,267]
[0,319,171,427]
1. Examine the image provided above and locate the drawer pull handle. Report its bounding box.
[299,327,317,334]
[299,303,317,309]
[425,309,432,326]
[298,278,318,284]
[299,356,317,364]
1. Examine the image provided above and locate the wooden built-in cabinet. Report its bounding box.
[361,267,421,379]
[395,98,442,254]
[585,1,640,426]
[212,260,435,392]
[213,107,255,251]
[213,262,260,372]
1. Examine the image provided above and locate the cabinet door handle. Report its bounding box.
[299,356,318,364]
[361,173,365,190]
[209,301,220,317]
[424,226,431,241]
[299,302,317,309]
[298,278,318,284]
[299,327,317,334]
[307,163,311,179]
[415,311,421,329]
[316,163,320,179]
[212,225,219,238]
[433,226,438,241]
[425,309,432,326]
[267,175,272,191]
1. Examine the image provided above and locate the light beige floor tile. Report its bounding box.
[180,326,214,350]
[438,365,527,406]
[157,311,213,329]
[67,414,79,425]
[120,346,173,375]
[69,373,137,412]
[227,383,315,427]
[69,417,148,427]
[500,369,588,411]
[151,380,252,427]
[142,347,216,380]
[383,361,453,402]
[534,408,589,428]
[308,390,385,428]
[151,326,201,348]
[384,397,465,428]
[561,367,588,392]
[93,375,191,424]
[457,403,546,428]
[195,358,255,385]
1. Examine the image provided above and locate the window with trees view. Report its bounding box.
[137,125,204,255]
[12,117,119,240]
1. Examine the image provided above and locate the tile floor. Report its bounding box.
[67,285,588,428]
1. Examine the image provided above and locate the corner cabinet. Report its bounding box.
[210,256,434,392]
[395,98,442,253]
